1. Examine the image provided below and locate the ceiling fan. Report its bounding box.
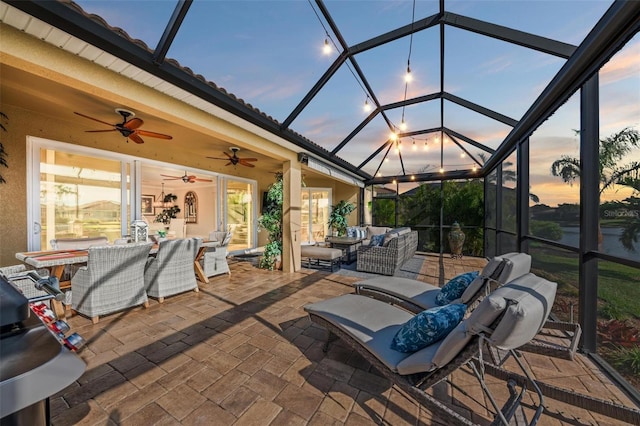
[161,171,212,183]
[74,108,173,144]
[207,147,257,168]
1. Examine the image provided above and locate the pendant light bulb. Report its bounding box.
[423,142,428,151]
[404,65,412,83]
[363,99,372,112]
[323,38,331,55]
[399,119,407,131]
[412,140,417,151]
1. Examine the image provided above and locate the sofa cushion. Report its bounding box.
[382,232,398,246]
[366,226,391,240]
[393,227,411,236]
[347,226,367,239]
[391,303,466,353]
[369,234,385,246]
[436,271,479,306]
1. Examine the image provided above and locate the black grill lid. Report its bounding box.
[0,276,29,328]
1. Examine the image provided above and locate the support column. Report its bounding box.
[579,74,599,353]
[518,138,530,253]
[282,161,302,272]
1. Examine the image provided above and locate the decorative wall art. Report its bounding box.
[185,191,197,224]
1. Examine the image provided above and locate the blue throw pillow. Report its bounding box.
[347,227,355,237]
[391,303,466,353]
[369,234,385,246]
[435,271,480,306]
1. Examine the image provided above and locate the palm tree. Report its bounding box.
[551,127,640,251]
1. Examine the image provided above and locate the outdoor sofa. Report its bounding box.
[356,227,418,275]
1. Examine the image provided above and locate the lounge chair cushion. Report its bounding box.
[493,252,532,287]
[391,303,466,353]
[355,276,441,308]
[305,294,414,371]
[488,272,557,349]
[436,271,479,305]
[397,290,508,375]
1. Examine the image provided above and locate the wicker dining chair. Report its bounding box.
[201,231,232,278]
[144,238,202,303]
[71,242,153,323]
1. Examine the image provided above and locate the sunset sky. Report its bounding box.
[73,0,639,206]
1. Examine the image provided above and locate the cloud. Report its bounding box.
[478,55,513,75]
[600,42,640,86]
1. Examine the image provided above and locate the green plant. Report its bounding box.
[552,127,640,250]
[258,172,283,270]
[154,193,180,225]
[530,220,563,241]
[610,345,640,376]
[328,200,356,236]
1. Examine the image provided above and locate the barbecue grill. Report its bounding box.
[0,272,85,425]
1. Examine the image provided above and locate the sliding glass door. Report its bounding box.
[224,178,255,251]
[301,188,331,244]
[30,138,132,250]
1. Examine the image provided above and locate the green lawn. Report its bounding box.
[530,245,640,319]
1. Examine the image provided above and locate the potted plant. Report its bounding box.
[328,200,356,237]
[257,173,283,270]
[154,193,180,225]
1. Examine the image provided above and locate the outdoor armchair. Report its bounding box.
[71,242,153,323]
[201,231,232,278]
[144,237,202,302]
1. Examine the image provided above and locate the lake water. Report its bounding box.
[559,226,639,260]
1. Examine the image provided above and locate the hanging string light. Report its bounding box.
[363,98,372,112]
[398,0,416,136]
[323,38,331,55]
[308,0,373,114]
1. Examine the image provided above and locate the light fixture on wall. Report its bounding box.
[153,182,172,208]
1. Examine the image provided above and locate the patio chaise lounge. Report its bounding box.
[305,273,558,425]
[353,252,582,360]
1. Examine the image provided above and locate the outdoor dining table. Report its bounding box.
[15,246,159,318]
[15,249,92,318]
[15,240,221,317]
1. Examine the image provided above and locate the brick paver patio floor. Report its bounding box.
[53,255,638,425]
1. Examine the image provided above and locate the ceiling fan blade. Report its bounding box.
[194,178,213,182]
[162,177,182,180]
[160,174,180,178]
[129,133,145,144]
[206,156,229,161]
[74,111,114,127]
[238,160,256,168]
[124,117,144,130]
[225,161,233,167]
[85,129,117,133]
[224,152,234,159]
[136,129,172,140]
